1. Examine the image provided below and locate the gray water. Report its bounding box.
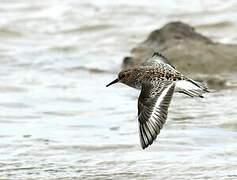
[0,0,237,179]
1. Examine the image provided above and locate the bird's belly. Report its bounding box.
[131,83,142,90]
[127,81,142,90]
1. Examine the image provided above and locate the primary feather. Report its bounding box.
[138,82,176,149]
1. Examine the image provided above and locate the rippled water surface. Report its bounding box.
[0,0,237,179]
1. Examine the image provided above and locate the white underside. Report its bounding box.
[175,80,204,97]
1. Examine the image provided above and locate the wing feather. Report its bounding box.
[142,52,175,69]
[138,82,175,149]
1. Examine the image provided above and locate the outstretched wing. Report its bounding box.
[142,52,175,69]
[138,82,175,149]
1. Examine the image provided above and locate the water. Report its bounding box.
[0,0,237,179]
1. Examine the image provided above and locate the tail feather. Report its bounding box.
[187,79,209,92]
[175,79,208,98]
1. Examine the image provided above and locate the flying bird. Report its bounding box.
[106,52,208,149]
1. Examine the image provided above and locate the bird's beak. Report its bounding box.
[106,78,119,87]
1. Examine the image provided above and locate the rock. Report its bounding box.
[122,22,237,88]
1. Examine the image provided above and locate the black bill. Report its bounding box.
[106,78,119,87]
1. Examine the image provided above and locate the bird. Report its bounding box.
[106,52,208,149]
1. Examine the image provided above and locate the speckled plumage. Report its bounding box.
[107,52,208,149]
[118,52,186,89]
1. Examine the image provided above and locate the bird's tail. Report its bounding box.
[175,78,209,98]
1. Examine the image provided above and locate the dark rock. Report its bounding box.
[122,21,237,77]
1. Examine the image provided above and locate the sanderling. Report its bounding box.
[106,52,208,149]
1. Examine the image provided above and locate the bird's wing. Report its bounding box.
[138,81,175,149]
[142,52,175,69]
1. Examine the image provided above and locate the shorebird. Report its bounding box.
[106,52,208,149]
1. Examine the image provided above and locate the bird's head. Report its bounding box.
[106,70,132,87]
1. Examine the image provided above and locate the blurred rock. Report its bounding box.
[122,21,237,88]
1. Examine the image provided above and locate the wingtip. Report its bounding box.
[152,51,168,59]
[141,144,148,150]
[141,142,153,150]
